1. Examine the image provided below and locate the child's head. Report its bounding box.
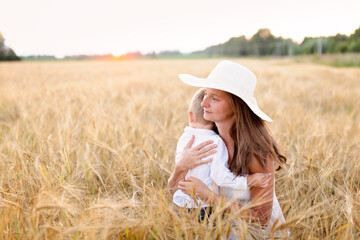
[188,88,213,126]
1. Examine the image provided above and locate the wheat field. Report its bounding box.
[0,58,359,239]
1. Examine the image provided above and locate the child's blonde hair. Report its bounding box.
[189,88,212,124]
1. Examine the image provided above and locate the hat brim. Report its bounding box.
[178,73,272,122]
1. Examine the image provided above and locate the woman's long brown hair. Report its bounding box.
[227,93,287,175]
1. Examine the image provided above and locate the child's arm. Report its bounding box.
[210,139,248,189]
[247,173,271,188]
[210,139,271,189]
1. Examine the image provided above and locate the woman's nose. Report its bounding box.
[201,97,209,108]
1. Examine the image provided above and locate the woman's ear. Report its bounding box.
[188,111,194,123]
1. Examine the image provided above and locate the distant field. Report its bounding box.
[21,53,360,69]
[0,58,359,239]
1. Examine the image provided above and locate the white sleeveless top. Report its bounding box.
[217,176,285,232]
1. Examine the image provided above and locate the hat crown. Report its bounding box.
[207,60,257,97]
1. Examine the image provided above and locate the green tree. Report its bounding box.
[328,34,348,53]
[249,28,276,55]
[0,31,21,61]
[346,26,360,52]
[300,37,317,54]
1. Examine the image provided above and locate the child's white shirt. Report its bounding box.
[173,126,248,208]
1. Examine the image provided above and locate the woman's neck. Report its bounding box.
[216,118,235,160]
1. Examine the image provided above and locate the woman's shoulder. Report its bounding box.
[248,153,275,174]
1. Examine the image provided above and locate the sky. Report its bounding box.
[1,0,359,57]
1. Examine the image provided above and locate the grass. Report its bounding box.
[0,58,359,239]
[316,53,360,68]
[291,53,360,68]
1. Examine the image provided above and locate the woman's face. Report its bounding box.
[201,88,234,123]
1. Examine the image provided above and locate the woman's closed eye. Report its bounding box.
[204,93,218,101]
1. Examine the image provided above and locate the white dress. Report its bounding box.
[217,175,286,237]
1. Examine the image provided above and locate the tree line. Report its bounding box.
[0,32,20,61]
[193,26,360,57]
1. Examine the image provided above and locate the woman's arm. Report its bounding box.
[246,154,274,226]
[168,164,188,196]
[179,155,275,226]
[167,135,217,196]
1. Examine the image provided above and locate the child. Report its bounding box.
[173,88,271,214]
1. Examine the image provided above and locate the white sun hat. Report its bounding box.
[178,60,272,122]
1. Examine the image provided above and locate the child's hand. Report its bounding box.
[247,173,271,188]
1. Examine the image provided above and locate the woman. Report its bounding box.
[168,60,287,233]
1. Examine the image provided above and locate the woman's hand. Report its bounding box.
[178,176,212,202]
[168,135,217,196]
[175,135,217,173]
